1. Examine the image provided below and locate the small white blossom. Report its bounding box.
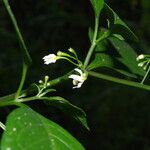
[68,48,75,53]
[43,54,57,64]
[136,54,144,61]
[69,68,88,89]
[138,62,144,67]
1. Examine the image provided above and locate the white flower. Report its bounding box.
[69,68,88,89]
[138,62,144,67]
[136,54,144,61]
[43,54,57,64]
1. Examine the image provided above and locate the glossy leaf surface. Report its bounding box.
[1,107,85,150]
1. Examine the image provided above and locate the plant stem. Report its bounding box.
[141,64,150,84]
[15,63,28,99]
[0,121,6,130]
[84,17,99,68]
[0,70,73,105]
[89,71,150,91]
[0,101,27,108]
[3,0,32,65]
[3,0,32,99]
[60,57,79,66]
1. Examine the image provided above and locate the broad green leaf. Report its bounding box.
[87,53,137,78]
[0,94,89,130]
[1,107,85,150]
[104,3,138,42]
[88,28,139,78]
[109,36,145,76]
[39,96,89,130]
[87,53,114,70]
[18,96,89,130]
[90,0,104,17]
[111,24,138,42]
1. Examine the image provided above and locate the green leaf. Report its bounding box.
[109,36,145,77]
[104,3,138,42]
[87,53,114,70]
[1,107,85,150]
[90,0,104,17]
[87,53,137,78]
[87,33,137,78]
[0,94,89,130]
[18,96,89,130]
[39,96,89,130]
[111,24,138,42]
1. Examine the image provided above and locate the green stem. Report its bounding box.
[141,63,150,84]
[60,57,79,66]
[89,71,150,91]
[47,70,73,87]
[95,30,110,44]
[84,17,99,68]
[15,62,28,99]
[3,0,32,65]
[3,0,32,99]
[0,70,73,106]
[0,101,26,108]
[58,52,77,61]
[0,121,6,130]
[16,96,37,103]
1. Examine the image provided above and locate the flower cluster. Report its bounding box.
[43,48,82,66]
[136,54,150,70]
[35,76,56,97]
[43,48,87,89]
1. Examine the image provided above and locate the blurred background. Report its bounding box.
[0,0,150,149]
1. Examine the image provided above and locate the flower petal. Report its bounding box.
[43,54,57,64]
[74,68,83,75]
[69,75,83,82]
[73,82,83,89]
[136,54,144,61]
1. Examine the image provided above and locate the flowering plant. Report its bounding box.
[0,0,150,149]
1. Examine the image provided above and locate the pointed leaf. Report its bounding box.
[109,37,145,76]
[87,53,137,78]
[1,107,85,150]
[90,0,104,17]
[88,53,114,70]
[104,3,138,42]
[88,28,139,78]
[30,96,89,130]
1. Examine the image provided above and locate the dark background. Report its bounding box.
[0,0,150,149]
